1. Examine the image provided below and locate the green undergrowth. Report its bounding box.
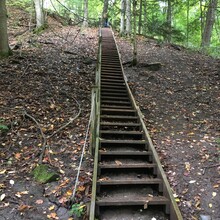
[69,203,85,218]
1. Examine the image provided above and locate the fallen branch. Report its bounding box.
[203,163,220,168]
[23,110,47,147]
[22,98,81,164]
[202,163,220,175]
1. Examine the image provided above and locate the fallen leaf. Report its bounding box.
[78,185,85,192]
[189,180,196,184]
[9,180,15,185]
[115,160,122,166]
[18,204,33,212]
[175,198,180,202]
[99,177,110,182]
[0,194,6,201]
[182,188,188,194]
[212,192,217,197]
[35,199,44,204]
[144,200,149,209]
[213,184,219,188]
[15,191,29,197]
[195,200,200,209]
[59,169,65,174]
[49,205,55,211]
[14,153,21,160]
[47,212,58,219]
[185,162,191,172]
[0,169,7,174]
[0,184,6,189]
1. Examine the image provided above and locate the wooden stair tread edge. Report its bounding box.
[96,196,170,205]
[99,164,156,169]
[100,139,146,143]
[99,151,151,156]
[97,179,162,185]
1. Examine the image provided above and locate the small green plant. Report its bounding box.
[69,203,85,218]
[0,124,9,132]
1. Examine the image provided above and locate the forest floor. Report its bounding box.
[0,5,220,220]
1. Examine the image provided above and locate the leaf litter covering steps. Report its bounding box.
[89,28,183,220]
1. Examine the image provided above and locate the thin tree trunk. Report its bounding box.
[166,0,172,43]
[200,0,204,40]
[132,0,137,66]
[82,0,88,27]
[186,0,189,46]
[33,0,45,28]
[120,0,125,35]
[126,0,131,35]
[143,0,147,35]
[201,0,218,49]
[0,0,11,58]
[138,0,142,34]
[102,0,109,26]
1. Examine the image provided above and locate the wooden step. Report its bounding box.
[101,108,136,116]
[101,92,128,97]
[101,89,127,93]
[101,100,130,105]
[97,178,162,186]
[101,96,130,101]
[99,150,151,156]
[96,196,169,207]
[101,105,132,109]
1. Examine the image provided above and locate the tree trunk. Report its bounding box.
[0,0,11,58]
[166,0,172,43]
[120,0,125,35]
[132,0,137,66]
[200,0,204,41]
[186,0,189,46]
[126,0,131,35]
[34,0,45,28]
[138,0,142,34]
[143,0,147,35]
[102,0,109,26]
[82,0,88,27]
[201,0,218,49]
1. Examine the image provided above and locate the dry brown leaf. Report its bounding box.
[0,183,6,189]
[213,184,219,188]
[78,185,85,192]
[47,212,58,219]
[99,177,110,182]
[35,199,44,204]
[18,204,33,212]
[115,160,122,166]
[14,153,21,160]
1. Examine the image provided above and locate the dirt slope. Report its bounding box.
[117,35,220,220]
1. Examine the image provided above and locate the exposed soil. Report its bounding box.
[0,5,220,220]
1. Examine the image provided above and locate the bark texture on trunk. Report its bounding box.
[120,0,125,35]
[0,0,11,58]
[143,0,147,35]
[126,0,131,35]
[132,0,137,66]
[82,0,88,27]
[102,0,109,26]
[166,0,172,43]
[34,0,45,28]
[138,0,142,34]
[201,0,218,48]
